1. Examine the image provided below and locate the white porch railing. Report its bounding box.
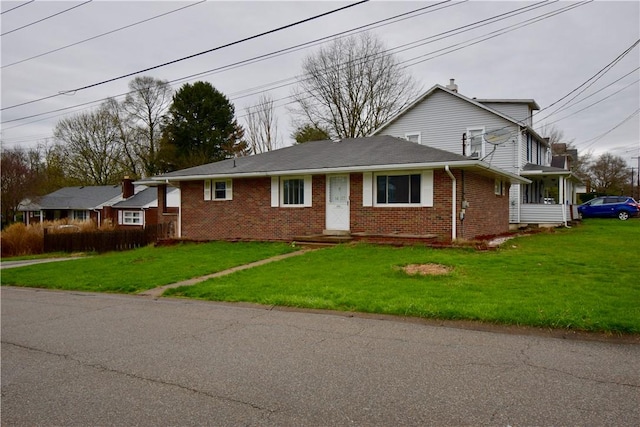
[518,204,573,224]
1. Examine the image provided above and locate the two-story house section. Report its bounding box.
[372,79,581,227]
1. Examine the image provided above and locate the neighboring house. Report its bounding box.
[20,185,123,226]
[19,178,180,232]
[111,186,180,230]
[145,135,529,242]
[372,79,582,227]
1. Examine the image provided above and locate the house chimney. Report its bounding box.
[122,176,134,199]
[446,78,458,93]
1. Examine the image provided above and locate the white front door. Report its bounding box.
[326,175,350,231]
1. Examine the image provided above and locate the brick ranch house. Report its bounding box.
[145,135,530,243]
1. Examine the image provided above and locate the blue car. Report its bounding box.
[578,196,640,220]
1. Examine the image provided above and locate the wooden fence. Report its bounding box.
[43,224,170,254]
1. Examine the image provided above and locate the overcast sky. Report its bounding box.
[1,0,639,167]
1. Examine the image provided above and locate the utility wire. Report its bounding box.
[1,0,35,15]
[0,0,460,126]
[1,0,550,125]
[1,0,369,112]
[1,0,92,36]
[541,72,640,127]
[580,107,640,150]
[2,1,207,69]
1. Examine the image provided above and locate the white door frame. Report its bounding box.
[325,174,350,232]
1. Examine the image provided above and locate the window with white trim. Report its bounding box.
[204,179,232,201]
[120,211,142,225]
[494,179,505,196]
[365,171,433,207]
[466,128,485,158]
[271,176,312,207]
[283,178,304,205]
[405,132,421,144]
[72,210,88,221]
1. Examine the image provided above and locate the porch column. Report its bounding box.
[559,176,567,225]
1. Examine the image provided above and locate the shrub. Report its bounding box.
[0,219,116,257]
[1,223,44,257]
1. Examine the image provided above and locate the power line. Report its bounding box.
[542,75,639,127]
[1,0,35,15]
[536,38,640,121]
[1,0,551,125]
[0,0,93,36]
[580,107,640,150]
[1,0,370,112]
[1,0,459,126]
[2,1,207,69]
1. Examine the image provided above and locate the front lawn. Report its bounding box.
[0,241,297,293]
[165,219,640,334]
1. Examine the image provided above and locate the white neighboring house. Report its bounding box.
[372,79,582,227]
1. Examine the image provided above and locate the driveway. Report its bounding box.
[2,287,639,426]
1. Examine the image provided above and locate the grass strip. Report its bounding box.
[1,241,297,293]
[165,220,640,334]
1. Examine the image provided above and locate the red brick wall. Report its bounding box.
[179,170,510,242]
[180,177,326,241]
[455,170,510,240]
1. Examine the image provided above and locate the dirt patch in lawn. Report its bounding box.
[403,263,452,276]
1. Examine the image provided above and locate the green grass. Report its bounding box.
[1,241,297,293]
[3,220,638,333]
[164,219,640,334]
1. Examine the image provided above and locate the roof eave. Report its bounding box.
[147,160,531,185]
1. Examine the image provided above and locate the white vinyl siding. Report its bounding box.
[477,102,532,125]
[376,89,519,174]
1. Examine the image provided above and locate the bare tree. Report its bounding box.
[587,152,629,194]
[290,32,420,139]
[123,76,173,176]
[0,148,37,226]
[104,97,143,177]
[244,93,280,154]
[53,102,125,185]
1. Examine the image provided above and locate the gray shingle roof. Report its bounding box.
[159,135,470,178]
[111,187,156,209]
[31,185,122,210]
[522,163,569,173]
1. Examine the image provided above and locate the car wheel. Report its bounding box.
[617,211,629,221]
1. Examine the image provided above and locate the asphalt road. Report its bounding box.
[2,287,639,426]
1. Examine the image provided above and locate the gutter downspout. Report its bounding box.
[444,165,457,241]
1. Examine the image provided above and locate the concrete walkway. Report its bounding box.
[138,248,315,298]
[0,257,84,270]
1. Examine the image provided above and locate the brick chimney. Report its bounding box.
[446,78,458,93]
[122,176,134,199]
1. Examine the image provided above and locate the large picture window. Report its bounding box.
[376,174,421,204]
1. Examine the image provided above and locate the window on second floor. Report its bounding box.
[466,128,484,158]
[404,132,421,144]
